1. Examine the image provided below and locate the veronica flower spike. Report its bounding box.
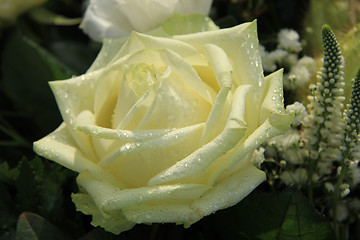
[301,25,346,202]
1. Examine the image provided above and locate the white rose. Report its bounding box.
[80,0,213,41]
[34,21,293,234]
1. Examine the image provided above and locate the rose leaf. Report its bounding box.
[207,186,335,240]
[15,212,72,240]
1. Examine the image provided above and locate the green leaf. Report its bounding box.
[15,212,72,240]
[48,41,101,75]
[15,158,39,212]
[0,162,19,183]
[209,187,334,240]
[1,30,73,135]
[28,7,81,26]
[0,183,18,230]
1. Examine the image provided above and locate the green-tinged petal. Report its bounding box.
[33,123,125,189]
[174,20,264,87]
[200,44,233,145]
[72,193,135,235]
[88,38,128,72]
[148,85,250,186]
[100,123,205,167]
[105,184,211,212]
[76,171,211,211]
[123,202,199,225]
[112,31,208,67]
[188,165,265,226]
[149,14,218,36]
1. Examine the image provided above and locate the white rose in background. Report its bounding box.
[80,0,213,41]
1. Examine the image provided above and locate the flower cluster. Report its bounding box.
[261,25,360,231]
[342,71,360,188]
[260,29,316,90]
[301,25,346,178]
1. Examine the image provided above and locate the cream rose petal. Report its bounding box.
[148,85,250,186]
[112,75,139,129]
[76,171,211,212]
[116,82,157,130]
[135,75,211,130]
[174,20,263,87]
[100,123,205,167]
[75,110,171,141]
[108,47,214,108]
[189,165,265,226]
[112,32,208,67]
[120,166,265,229]
[207,70,294,184]
[88,38,128,72]
[33,123,125,189]
[87,17,213,72]
[49,72,102,161]
[200,43,233,145]
[174,21,266,132]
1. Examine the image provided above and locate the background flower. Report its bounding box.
[80,0,213,41]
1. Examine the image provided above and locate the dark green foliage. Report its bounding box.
[15,212,72,240]
[0,157,78,238]
[207,187,334,240]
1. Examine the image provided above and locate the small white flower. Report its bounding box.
[277,28,302,53]
[280,168,308,185]
[261,48,288,72]
[289,64,311,87]
[324,182,334,192]
[340,183,350,198]
[349,161,360,186]
[269,128,300,149]
[251,147,266,168]
[286,102,308,127]
[283,147,303,164]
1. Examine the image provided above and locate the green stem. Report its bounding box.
[332,149,350,240]
[0,124,31,149]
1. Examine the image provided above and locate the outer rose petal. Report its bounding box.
[33,123,125,189]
